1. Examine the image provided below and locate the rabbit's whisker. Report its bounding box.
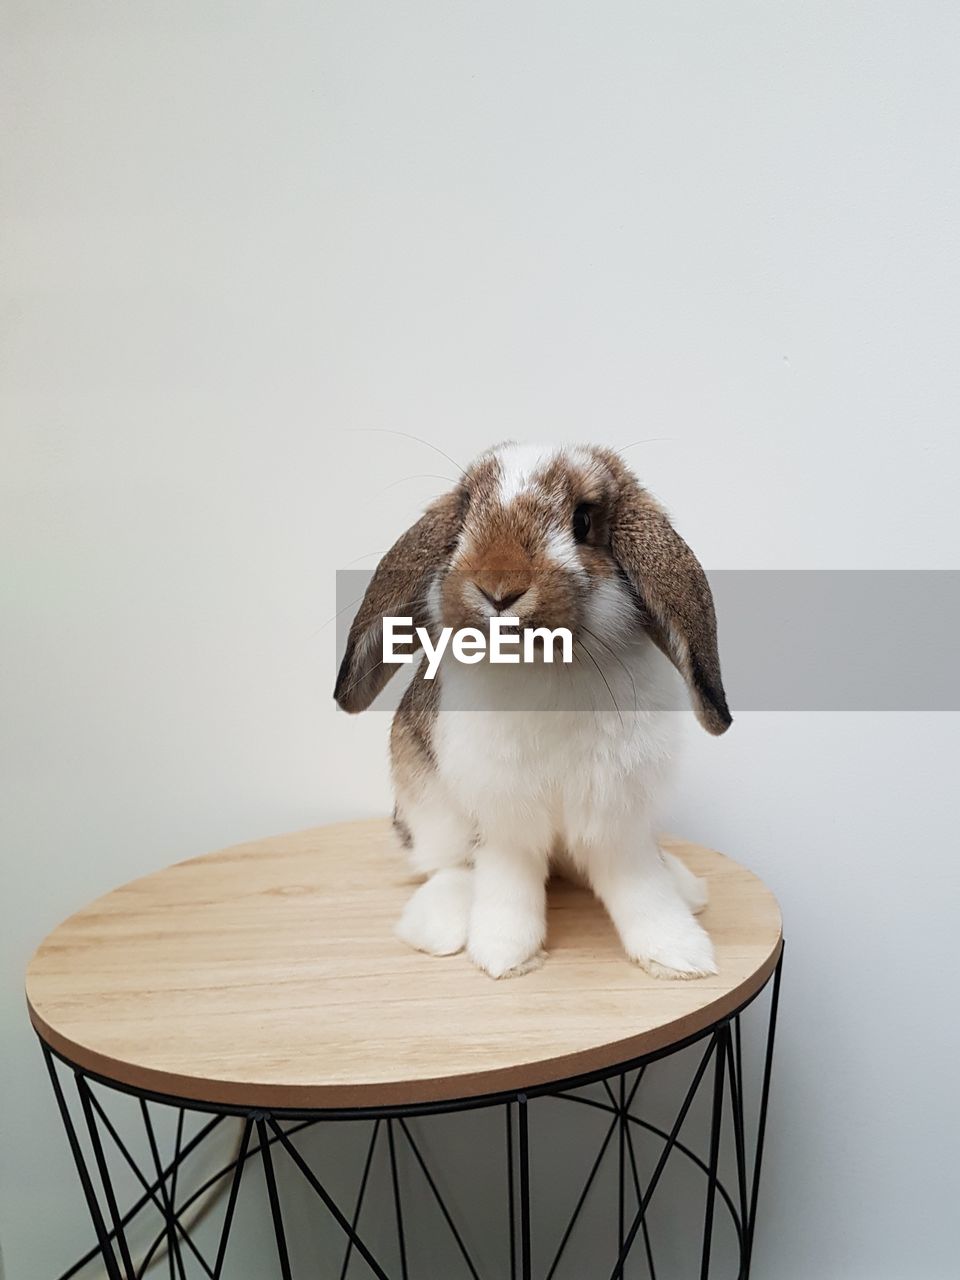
[338,427,467,480]
[581,625,639,715]
[575,639,624,725]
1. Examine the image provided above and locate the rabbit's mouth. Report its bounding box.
[439,566,585,637]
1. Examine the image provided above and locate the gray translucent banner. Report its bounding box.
[334,570,960,712]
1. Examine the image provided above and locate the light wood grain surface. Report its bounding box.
[26,819,782,1109]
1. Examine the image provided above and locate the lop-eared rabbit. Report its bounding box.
[335,443,731,979]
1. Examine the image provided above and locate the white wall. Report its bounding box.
[3,3,959,1277]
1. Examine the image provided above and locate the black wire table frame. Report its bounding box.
[40,947,781,1280]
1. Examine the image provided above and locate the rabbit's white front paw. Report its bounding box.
[467,911,545,978]
[626,913,718,980]
[468,936,546,979]
[395,869,471,956]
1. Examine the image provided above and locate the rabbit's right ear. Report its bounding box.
[334,491,465,712]
[609,476,732,736]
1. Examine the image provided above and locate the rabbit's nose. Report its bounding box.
[478,586,527,612]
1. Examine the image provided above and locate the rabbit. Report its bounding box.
[334,442,731,980]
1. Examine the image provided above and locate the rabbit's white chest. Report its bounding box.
[434,649,681,843]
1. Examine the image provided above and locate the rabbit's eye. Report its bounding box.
[572,504,592,543]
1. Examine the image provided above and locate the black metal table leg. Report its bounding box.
[42,948,782,1280]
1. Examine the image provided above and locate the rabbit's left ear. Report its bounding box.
[334,490,465,713]
[611,484,732,735]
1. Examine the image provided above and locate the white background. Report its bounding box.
[3,3,959,1277]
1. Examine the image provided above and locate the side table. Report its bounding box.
[26,819,783,1279]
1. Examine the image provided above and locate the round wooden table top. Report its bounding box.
[26,819,782,1110]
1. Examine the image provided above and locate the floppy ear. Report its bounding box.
[334,491,464,713]
[611,484,732,735]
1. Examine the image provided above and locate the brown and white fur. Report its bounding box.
[334,443,731,979]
